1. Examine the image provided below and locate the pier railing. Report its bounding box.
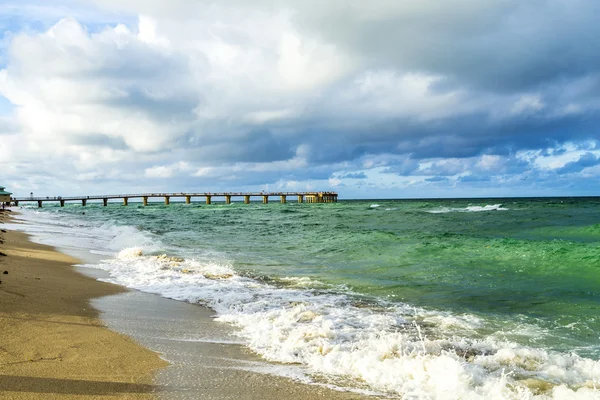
[11,191,338,207]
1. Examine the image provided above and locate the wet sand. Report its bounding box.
[93,290,376,400]
[0,210,167,399]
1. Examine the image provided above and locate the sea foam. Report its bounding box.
[84,247,600,399]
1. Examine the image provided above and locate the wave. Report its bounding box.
[85,248,600,399]
[14,208,163,259]
[427,204,509,214]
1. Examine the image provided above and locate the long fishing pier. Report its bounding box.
[12,192,338,207]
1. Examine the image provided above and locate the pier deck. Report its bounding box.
[11,192,338,207]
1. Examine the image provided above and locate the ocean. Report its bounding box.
[13,197,600,399]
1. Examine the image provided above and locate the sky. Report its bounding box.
[1,0,600,199]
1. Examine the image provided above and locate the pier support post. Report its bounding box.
[103,198,108,207]
[225,195,231,204]
[164,196,170,205]
[60,200,65,207]
[82,199,87,206]
[185,196,191,204]
[14,201,18,206]
[297,195,303,203]
[244,195,250,204]
[37,200,42,208]
[123,197,128,206]
[280,195,286,204]
[206,195,211,205]
[262,195,268,204]
[143,196,148,206]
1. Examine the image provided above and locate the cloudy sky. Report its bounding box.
[1,0,599,198]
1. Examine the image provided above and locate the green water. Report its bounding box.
[34,197,600,358]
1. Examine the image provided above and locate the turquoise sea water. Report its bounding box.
[18,197,600,398]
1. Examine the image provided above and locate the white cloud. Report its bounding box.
[145,161,191,178]
[510,94,545,115]
[328,177,342,187]
[0,16,196,159]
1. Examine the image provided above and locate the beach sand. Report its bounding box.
[0,210,167,399]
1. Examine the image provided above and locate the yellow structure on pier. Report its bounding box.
[305,193,337,203]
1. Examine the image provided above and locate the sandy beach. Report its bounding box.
[0,210,167,399]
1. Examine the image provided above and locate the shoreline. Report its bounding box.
[2,209,377,399]
[0,210,167,399]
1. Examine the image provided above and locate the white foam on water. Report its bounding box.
[370,204,380,208]
[83,248,600,399]
[427,204,509,214]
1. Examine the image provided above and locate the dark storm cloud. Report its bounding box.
[236,110,597,172]
[392,114,598,161]
[295,1,600,92]
[183,129,296,163]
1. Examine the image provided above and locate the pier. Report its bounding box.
[11,192,338,207]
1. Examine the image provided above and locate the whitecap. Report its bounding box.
[427,204,509,214]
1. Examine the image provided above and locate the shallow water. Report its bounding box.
[14,197,600,399]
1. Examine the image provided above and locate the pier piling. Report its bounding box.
[164,196,170,205]
[123,197,128,206]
